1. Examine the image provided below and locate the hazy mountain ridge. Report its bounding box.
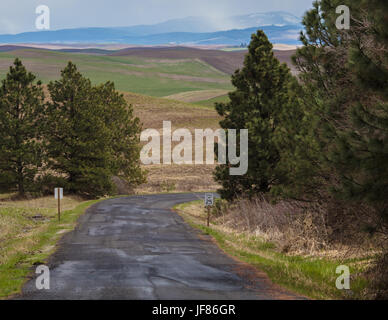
[0,12,302,45]
[115,11,302,34]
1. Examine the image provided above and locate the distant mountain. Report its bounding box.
[116,17,220,35]
[114,11,302,34]
[229,11,302,28]
[0,26,301,46]
[0,12,302,45]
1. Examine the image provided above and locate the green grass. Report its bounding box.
[174,200,370,300]
[220,48,248,52]
[195,94,230,108]
[0,198,103,299]
[0,49,233,97]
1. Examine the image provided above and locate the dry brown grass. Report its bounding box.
[135,164,219,194]
[123,91,222,129]
[364,252,388,299]
[123,91,222,194]
[164,89,229,103]
[218,197,332,256]
[207,197,382,259]
[0,194,84,211]
[174,199,375,299]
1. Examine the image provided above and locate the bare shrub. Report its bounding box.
[216,195,387,259]
[363,251,388,300]
[111,176,134,195]
[217,196,331,255]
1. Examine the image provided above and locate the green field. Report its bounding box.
[196,94,230,107]
[0,49,233,97]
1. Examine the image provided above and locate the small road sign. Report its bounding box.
[54,188,63,200]
[54,188,63,221]
[204,193,214,227]
[204,193,214,207]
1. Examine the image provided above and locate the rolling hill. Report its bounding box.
[0,46,297,99]
[0,48,233,97]
[110,46,297,74]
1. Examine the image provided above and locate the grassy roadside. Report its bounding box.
[173,200,371,300]
[0,195,106,299]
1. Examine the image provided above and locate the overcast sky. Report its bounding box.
[0,0,314,34]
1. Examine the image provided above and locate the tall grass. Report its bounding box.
[0,196,101,298]
[174,198,377,299]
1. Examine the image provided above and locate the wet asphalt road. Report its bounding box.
[19,193,302,300]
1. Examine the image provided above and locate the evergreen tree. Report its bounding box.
[272,0,352,201]
[214,30,293,200]
[335,0,388,226]
[45,62,144,198]
[93,82,145,187]
[271,79,323,201]
[289,0,388,297]
[290,0,388,226]
[45,62,112,197]
[0,59,45,196]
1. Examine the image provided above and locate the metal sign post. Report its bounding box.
[204,193,214,227]
[54,188,63,221]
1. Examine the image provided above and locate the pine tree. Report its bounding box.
[291,0,388,227]
[45,62,144,198]
[0,59,45,196]
[92,82,145,187]
[335,0,388,226]
[271,79,323,200]
[214,30,293,200]
[45,62,115,198]
[293,0,388,297]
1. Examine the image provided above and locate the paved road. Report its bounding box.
[19,193,302,300]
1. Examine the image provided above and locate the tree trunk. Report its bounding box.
[17,162,24,196]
